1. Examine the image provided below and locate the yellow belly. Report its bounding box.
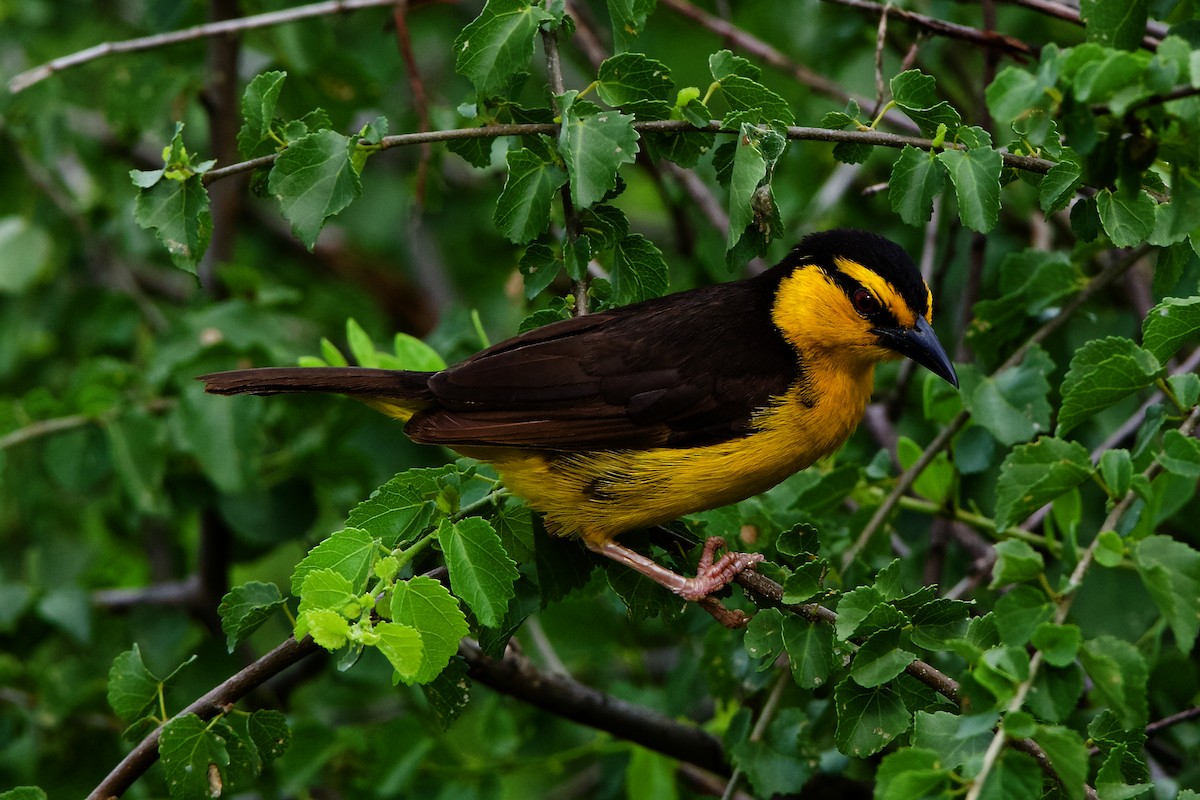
[478,364,874,543]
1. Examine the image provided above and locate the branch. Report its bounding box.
[823,0,1036,58]
[201,119,1056,186]
[840,245,1147,572]
[734,570,961,703]
[459,638,728,772]
[87,635,322,800]
[8,0,400,93]
[996,0,1167,50]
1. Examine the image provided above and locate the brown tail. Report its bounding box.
[199,367,436,404]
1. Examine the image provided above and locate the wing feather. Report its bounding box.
[405,270,801,450]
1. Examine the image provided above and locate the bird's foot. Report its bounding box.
[677,536,765,601]
[588,536,762,627]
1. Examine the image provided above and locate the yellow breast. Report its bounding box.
[482,356,876,544]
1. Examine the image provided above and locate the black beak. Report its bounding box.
[875,316,959,388]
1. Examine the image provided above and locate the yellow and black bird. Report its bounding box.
[202,229,957,601]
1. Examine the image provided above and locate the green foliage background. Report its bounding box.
[2,0,1200,798]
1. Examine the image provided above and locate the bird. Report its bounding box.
[201,229,958,605]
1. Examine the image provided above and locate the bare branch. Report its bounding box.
[459,638,728,772]
[824,0,1036,58]
[996,0,1166,49]
[9,0,401,94]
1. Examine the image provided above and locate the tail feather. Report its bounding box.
[199,367,436,405]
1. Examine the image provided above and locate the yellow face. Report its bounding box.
[770,257,932,367]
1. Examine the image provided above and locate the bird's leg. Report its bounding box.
[588,536,763,602]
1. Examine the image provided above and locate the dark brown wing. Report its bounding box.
[405,269,802,450]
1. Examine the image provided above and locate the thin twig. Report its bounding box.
[721,668,790,800]
[541,24,589,317]
[393,0,434,203]
[8,0,399,93]
[824,0,1036,58]
[201,119,1057,186]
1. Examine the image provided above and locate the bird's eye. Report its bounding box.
[852,288,880,316]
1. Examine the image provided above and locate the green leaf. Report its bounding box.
[105,409,166,517]
[518,241,561,299]
[781,561,824,604]
[875,747,953,800]
[559,92,639,208]
[832,677,911,757]
[1132,535,1200,652]
[107,644,161,724]
[1080,0,1148,51]
[297,608,350,650]
[1158,429,1200,479]
[390,576,470,684]
[237,70,286,159]
[0,216,53,293]
[422,656,472,730]
[296,569,357,616]
[1032,623,1082,667]
[596,53,674,117]
[994,585,1054,646]
[0,789,49,800]
[1033,725,1089,800]
[1079,635,1148,728]
[897,435,954,505]
[1099,449,1133,498]
[608,0,656,53]
[1095,530,1127,567]
[744,606,785,665]
[611,233,668,304]
[291,527,376,595]
[986,66,1045,125]
[134,173,211,274]
[438,517,518,628]
[889,145,946,226]
[852,627,916,688]
[717,75,794,127]
[346,466,463,547]
[835,585,885,640]
[375,621,425,681]
[626,746,679,800]
[913,710,996,772]
[218,581,285,653]
[1097,189,1156,248]
[782,615,834,689]
[248,709,290,763]
[268,129,361,250]
[493,148,567,244]
[731,708,813,798]
[937,145,1003,233]
[910,598,970,650]
[993,437,1093,530]
[1040,160,1083,214]
[453,0,554,97]
[393,333,447,371]
[1057,337,1162,436]
[959,345,1054,446]
[891,70,962,137]
[1142,296,1200,363]
[159,713,231,799]
[709,49,760,81]
[990,540,1045,587]
[177,380,260,495]
[727,124,785,254]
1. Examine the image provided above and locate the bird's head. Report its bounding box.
[770,229,958,387]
